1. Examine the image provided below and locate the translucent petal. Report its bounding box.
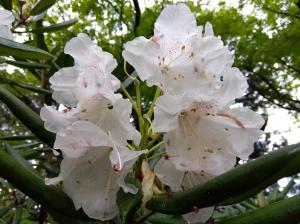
[154,158,185,191]
[214,107,265,159]
[154,4,197,38]
[50,67,79,107]
[65,33,117,73]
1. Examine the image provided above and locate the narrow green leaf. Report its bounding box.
[30,0,56,16]
[0,75,52,94]
[4,60,50,69]
[146,143,300,215]
[13,142,41,149]
[12,207,22,224]
[21,149,51,159]
[4,143,40,177]
[0,37,55,60]
[0,208,9,218]
[0,135,36,141]
[0,0,12,10]
[0,87,55,147]
[0,148,89,220]
[217,194,300,224]
[28,19,78,33]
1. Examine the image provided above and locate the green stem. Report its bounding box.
[120,84,138,113]
[146,133,162,149]
[134,80,145,146]
[146,87,161,119]
[147,141,164,155]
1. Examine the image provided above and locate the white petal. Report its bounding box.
[0,10,14,26]
[0,25,13,39]
[123,36,162,86]
[203,22,214,37]
[55,121,111,158]
[215,107,264,159]
[101,98,141,145]
[154,158,185,192]
[61,149,120,220]
[76,71,121,105]
[215,68,248,107]
[183,207,214,224]
[65,33,117,73]
[153,95,192,133]
[164,113,238,175]
[154,4,197,38]
[40,105,75,133]
[50,67,79,107]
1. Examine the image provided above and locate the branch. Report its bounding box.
[146,143,300,214]
[132,0,141,35]
[263,6,300,20]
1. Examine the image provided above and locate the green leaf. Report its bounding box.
[4,143,40,177]
[0,0,12,10]
[0,37,55,60]
[0,147,89,220]
[146,143,300,215]
[30,0,56,16]
[12,207,22,224]
[217,194,300,224]
[0,135,36,141]
[28,19,78,33]
[3,59,50,69]
[0,208,9,218]
[0,75,52,94]
[0,87,55,147]
[117,173,142,224]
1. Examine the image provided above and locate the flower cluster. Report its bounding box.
[123,4,264,223]
[0,9,14,39]
[41,33,144,220]
[42,3,264,223]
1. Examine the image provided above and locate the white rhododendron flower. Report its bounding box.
[0,9,14,39]
[154,159,215,223]
[41,97,140,158]
[46,147,144,220]
[123,3,264,223]
[50,33,120,107]
[123,4,233,102]
[41,33,144,220]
